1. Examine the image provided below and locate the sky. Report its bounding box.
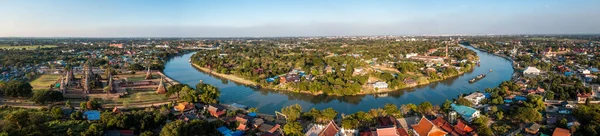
[0,0,599,37]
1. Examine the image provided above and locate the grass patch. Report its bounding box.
[114,89,169,103]
[125,75,160,82]
[0,45,57,50]
[30,74,62,90]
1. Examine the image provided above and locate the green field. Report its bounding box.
[0,45,58,50]
[30,74,62,90]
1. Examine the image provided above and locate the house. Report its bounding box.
[453,120,475,135]
[431,117,454,134]
[451,104,480,122]
[524,67,541,77]
[464,92,486,105]
[319,121,340,136]
[174,102,195,112]
[208,105,226,118]
[405,53,418,58]
[576,92,593,103]
[582,69,591,75]
[525,123,541,134]
[253,118,265,128]
[552,127,570,136]
[403,78,417,87]
[376,127,399,136]
[373,82,389,89]
[411,116,447,136]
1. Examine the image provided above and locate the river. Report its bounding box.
[163,45,514,114]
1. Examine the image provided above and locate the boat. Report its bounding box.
[469,74,486,83]
[489,69,493,72]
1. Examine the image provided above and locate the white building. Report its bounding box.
[373,82,389,89]
[464,92,486,105]
[523,67,541,75]
[405,53,418,58]
[582,69,591,75]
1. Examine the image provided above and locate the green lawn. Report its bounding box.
[111,89,170,104]
[30,74,62,90]
[0,45,58,50]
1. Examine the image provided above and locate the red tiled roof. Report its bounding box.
[378,116,397,127]
[397,128,409,136]
[319,121,340,136]
[454,120,474,135]
[552,128,571,136]
[360,131,374,136]
[119,130,134,135]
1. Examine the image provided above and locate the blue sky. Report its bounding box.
[0,0,599,37]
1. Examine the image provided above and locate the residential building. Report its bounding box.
[523,66,541,76]
[525,123,541,134]
[450,104,480,122]
[411,116,447,136]
[552,127,571,136]
[463,92,485,105]
[405,53,418,58]
[373,81,389,89]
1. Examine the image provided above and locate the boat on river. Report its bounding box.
[490,69,493,72]
[469,74,486,83]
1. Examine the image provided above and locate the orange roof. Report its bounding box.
[237,123,247,131]
[552,128,571,136]
[376,127,398,136]
[319,120,340,136]
[269,124,280,133]
[411,116,447,136]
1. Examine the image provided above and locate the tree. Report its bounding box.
[472,116,493,136]
[401,104,417,115]
[31,90,63,105]
[166,84,187,98]
[81,124,104,136]
[283,122,303,136]
[0,80,33,97]
[383,103,401,118]
[341,117,359,129]
[79,102,87,110]
[179,86,198,103]
[456,97,473,107]
[512,107,542,123]
[524,95,545,112]
[546,91,555,100]
[65,100,72,109]
[558,118,568,128]
[140,131,154,136]
[418,102,433,115]
[281,104,303,122]
[51,106,63,117]
[248,107,259,113]
[495,111,504,120]
[320,108,338,123]
[442,100,452,113]
[196,83,220,104]
[160,120,184,136]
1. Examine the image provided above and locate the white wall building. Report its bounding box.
[373,82,389,89]
[523,67,541,75]
[464,92,486,105]
[405,53,418,58]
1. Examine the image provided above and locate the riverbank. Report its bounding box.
[191,63,257,86]
[190,59,476,96]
